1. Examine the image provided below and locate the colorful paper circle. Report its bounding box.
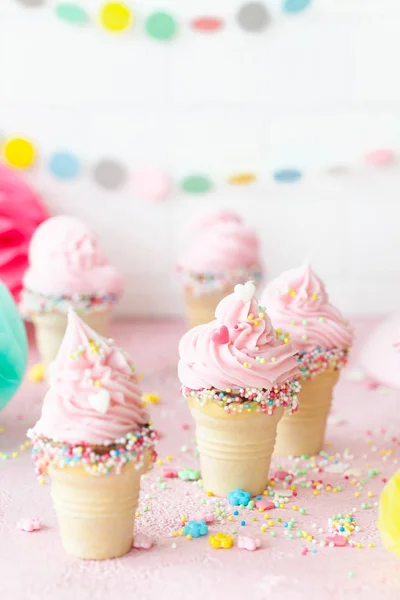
[283,0,312,14]
[49,152,80,179]
[16,0,44,6]
[365,149,395,166]
[237,3,270,32]
[99,2,133,32]
[181,175,212,194]
[93,159,126,190]
[273,168,302,183]
[145,12,177,41]
[191,17,224,33]
[228,173,256,185]
[55,3,89,24]
[2,137,36,169]
[132,167,171,202]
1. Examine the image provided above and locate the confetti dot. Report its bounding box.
[55,3,89,24]
[145,12,177,41]
[181,175,212,194]
[49,152,80,180]
[191,16,224,33]
[93,159,126,190]
[365,149,395,166]
[99,2,133,32]
[237,3,270,32]
[132,167,171,202]
[273,168,302,183]
[283,0,312,14]
[228,173,256,185]
[2,137,36,169]
[16,0,44,6]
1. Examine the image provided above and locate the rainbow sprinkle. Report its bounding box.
[20,288,119,317]
[177,264,262,297]
[181,381,300,415]
[28,424,159,478]
[297,347,349,380]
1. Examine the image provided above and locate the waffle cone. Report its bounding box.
[32,310,111,372]
[183,290,231,328]
[274,369,340,457]
[49,459,148,560]
[188,398,283,496]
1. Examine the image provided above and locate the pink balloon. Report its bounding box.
[0,165,48,300]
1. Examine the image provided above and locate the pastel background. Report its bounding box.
[1,0,398,317]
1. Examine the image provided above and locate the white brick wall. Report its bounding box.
[0,0,399,316]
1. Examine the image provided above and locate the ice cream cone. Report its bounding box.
[274,369,340,457]
[29,311,157,560]
[189,398,283,496]
[49,459,148,560]
[32,310,111,372]
[184,289,231,328]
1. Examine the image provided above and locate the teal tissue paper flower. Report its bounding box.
[0,282,28,410]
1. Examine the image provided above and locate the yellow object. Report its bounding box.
[3,137,36,169]
[28,363,45,383]
[379,469,400,558]
[209,532,234,549]
[142,393,160,405]
[227,173,256,185]
[99,2,133,32]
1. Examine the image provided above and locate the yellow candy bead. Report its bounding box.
[142,393,160,405]
[379,469,400,557]
[3,137,36,168]
[209,532,233,549]
[28,363,45,383]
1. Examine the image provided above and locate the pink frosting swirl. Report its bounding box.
[34,311,149,444]
[178,211,261,274]
[23,215,124,297]
[261,264,353,352]
[178,282,299,390]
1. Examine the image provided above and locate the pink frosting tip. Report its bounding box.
[22,215,124,297]
[178,210,262,274]
[178,281,299,391]
[34,310,149,445]
[261,264,353,352]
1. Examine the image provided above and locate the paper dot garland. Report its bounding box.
[14,1,313,36]
[237,2,270,32]
[49,152,80,179]
[99,2,133,33]
[93,159,126,189]
[2,138,36,169]
[273,168,302,183]
[16,0,44,6]
[182,175,212,194]
[145,12,177,41]
[132,167,171,202]
[55,3,89,24]
[191,17,224,33]
[283,0,313,14]
[0,136,396,194]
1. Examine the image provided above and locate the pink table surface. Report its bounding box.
[1,318,400,600]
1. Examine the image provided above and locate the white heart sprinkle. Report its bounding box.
[88,389,111,415]
[234,281,256,303]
